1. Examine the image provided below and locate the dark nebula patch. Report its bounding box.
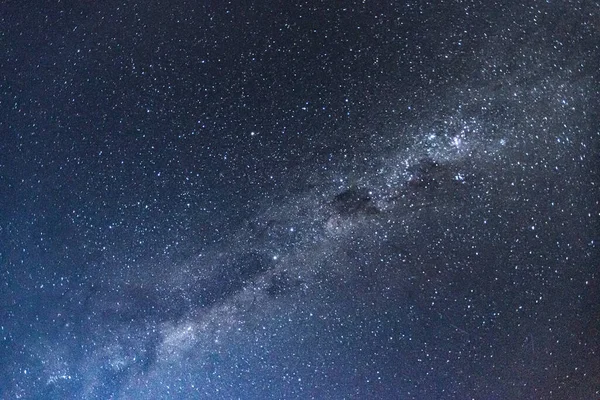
[265,271,303,299]
[332,187,380,216]
[404,157,462,190]
[193,251,275,307]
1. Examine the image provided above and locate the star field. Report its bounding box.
[1,1,598,399]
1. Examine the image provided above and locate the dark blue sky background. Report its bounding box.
[1,1,598,399]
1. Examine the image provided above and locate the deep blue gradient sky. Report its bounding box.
[1,1,599,399]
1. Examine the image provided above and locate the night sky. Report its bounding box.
[1,1,599,399]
